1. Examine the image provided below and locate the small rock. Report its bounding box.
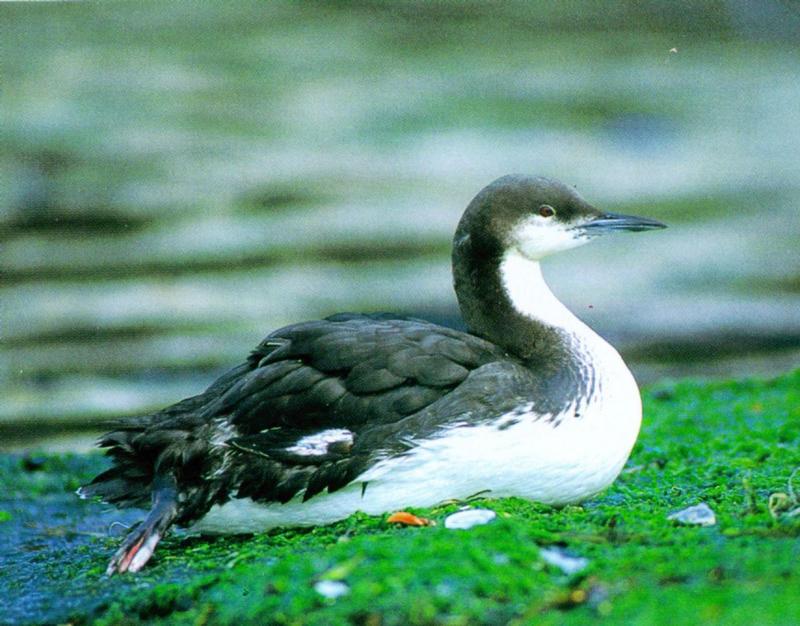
[667,502,716,526]
[444,509,496,530]
[540,547,589,575]
[313,580,350,599]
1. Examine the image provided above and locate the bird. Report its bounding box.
[78,174,665,574]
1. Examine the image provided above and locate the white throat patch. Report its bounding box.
[511,215,587,261]
[499,251,586,333]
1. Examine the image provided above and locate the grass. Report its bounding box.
[2,369,800,625]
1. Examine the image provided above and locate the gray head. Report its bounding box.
[454,174,665,261]
[451,175,665,361]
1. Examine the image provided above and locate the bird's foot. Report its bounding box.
[440,489,493,507]
[106,475,178,575]
[106,521,164,575]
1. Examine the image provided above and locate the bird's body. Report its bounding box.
[79,174,665,573]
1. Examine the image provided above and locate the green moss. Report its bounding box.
[2,370,800,625]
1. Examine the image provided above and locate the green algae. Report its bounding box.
[2,369,800,625]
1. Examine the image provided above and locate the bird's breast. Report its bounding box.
[365,333,642,506]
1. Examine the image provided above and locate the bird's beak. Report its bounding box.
[577,211,667,234]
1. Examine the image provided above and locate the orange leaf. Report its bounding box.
[386,511,434,526]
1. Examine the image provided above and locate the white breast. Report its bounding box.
[357,331,641,507]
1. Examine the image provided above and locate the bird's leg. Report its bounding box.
[465,489,493,502]
[106,475,178,575]
[439,489,494,507]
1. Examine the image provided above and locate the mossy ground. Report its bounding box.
[2,370,800,625]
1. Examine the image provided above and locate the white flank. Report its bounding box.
[194,353,640,534]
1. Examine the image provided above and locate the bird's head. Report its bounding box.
[455,174,666,261]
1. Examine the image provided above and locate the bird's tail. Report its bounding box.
[77,418,156,508]
[79,411,229,523]
[80,363,251,511]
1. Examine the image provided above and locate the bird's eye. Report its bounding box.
[539,205,555,218]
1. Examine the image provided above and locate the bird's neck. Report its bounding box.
[498,251,588,335]
[453,242,592,366]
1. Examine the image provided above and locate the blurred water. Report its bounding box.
[2,1,799,447]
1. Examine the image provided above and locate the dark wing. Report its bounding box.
[201,313,512,502]
[206,313,505,432]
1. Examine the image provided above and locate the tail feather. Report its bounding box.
[81,410,194,503]
[77,465,151,507]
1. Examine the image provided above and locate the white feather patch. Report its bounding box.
[511,214,587,261]
[286,429,354,456]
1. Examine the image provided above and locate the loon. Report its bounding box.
[79,174,665,574]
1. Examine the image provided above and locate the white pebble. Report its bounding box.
[539,547,589,575]
[444,509,496,530]
[667,502,717,527]
[313,580,350,599]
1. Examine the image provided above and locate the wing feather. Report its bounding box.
[87,313,515,513]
